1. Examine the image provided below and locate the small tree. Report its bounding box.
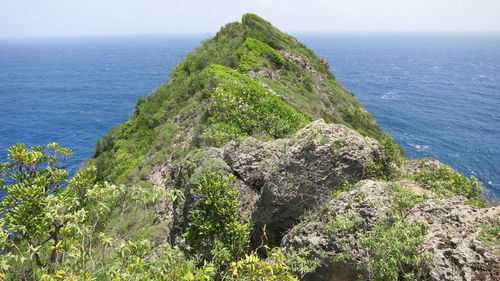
[0,143,86,277]
[184,172,251,269]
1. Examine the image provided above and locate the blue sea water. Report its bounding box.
[0,33,499,198]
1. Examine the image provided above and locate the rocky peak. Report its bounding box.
[88,13,498,281]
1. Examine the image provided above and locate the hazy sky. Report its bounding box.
[1,0,500,38]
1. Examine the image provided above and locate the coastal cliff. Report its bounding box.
[85,13,500,280]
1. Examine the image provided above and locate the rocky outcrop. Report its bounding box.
[409,199,500,281]
[89,13,498,280]
[251,120,379,245]
[282,180,393,280]
[282,180,500,281]
[165,119,380,248]
[154,117,500,281]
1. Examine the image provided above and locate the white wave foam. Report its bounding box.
[409,143,429,151]
[381,90,399,100]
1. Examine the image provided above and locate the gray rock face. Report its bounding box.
[156,118,499,281]
[251,120,379,246]
[223,138,285,191]
[282,180,500,281]
[408,200,500,281]
[166,119,379,248]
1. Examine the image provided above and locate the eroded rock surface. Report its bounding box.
[251,120,379,245]
[155,119,498,281]
[282,180,500,281]
[409,200,500,281]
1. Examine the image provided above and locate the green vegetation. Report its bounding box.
[90,12,387,184]
[360,218,430,281]
[241,13,293,50]
[5,12,492,281]
[238,37,285,71]
[284,248,324,279]
[0,143,300,280]
[477,219,500,254]
[368,134,405,181]
[325,212,362,234]
[184,172,251,270]
[0,143,175,280]
[228,247,299,281]
[388,184,426,216]
[413,164,486,207]
[199,64,311,146]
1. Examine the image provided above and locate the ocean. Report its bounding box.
[1,33,499,198]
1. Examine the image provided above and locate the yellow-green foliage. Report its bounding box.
[360,218,430,281]
[414,164,485,207]
[238,37,285,71]
[388,184,426,216]
[0,143,217,281]
[198,64,311,146]
[228,247,298,281]
[325,212,362,234]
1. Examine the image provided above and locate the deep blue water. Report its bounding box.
[1,33,499,198]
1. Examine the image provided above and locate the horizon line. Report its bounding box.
[2,30,500,40]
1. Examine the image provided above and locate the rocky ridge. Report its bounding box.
[158,120,499,280]
[90,13,499,280]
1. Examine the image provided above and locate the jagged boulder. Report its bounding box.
[408,199,500,281]
[251,120,379,246]
[223,137,285,191]
[282,180,500,281]
[165,119,380,248]
[282,180,393,280]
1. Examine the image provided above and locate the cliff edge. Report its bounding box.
[90,14,499,281]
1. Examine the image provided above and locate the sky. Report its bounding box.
[1,0,500,38]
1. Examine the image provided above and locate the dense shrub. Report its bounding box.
[414,164,485,206]
[360,218,430,281]
[238,37,285,71]
[368,134,405,181]
[198,64,311,146]
[388,184,426,216]
[184,172,251,269]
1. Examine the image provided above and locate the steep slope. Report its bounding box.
[90,13,384,184]
[88,14,499,281]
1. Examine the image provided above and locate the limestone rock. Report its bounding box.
[408,200,500,281]
[252,120,380,246]
[282,180,500,281]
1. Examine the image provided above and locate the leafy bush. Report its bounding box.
[284,248,324,279]
[238,37,285,71]
[184,172,251,269]
[325,212,362,234]
[198,64,310,146]
[414,164,485,206]
[360,218,430,281]
[0,143,74,277]
[368,134,405,181]
[0,143,179,280]
[388,184,426,216]
[228,247,299,281]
